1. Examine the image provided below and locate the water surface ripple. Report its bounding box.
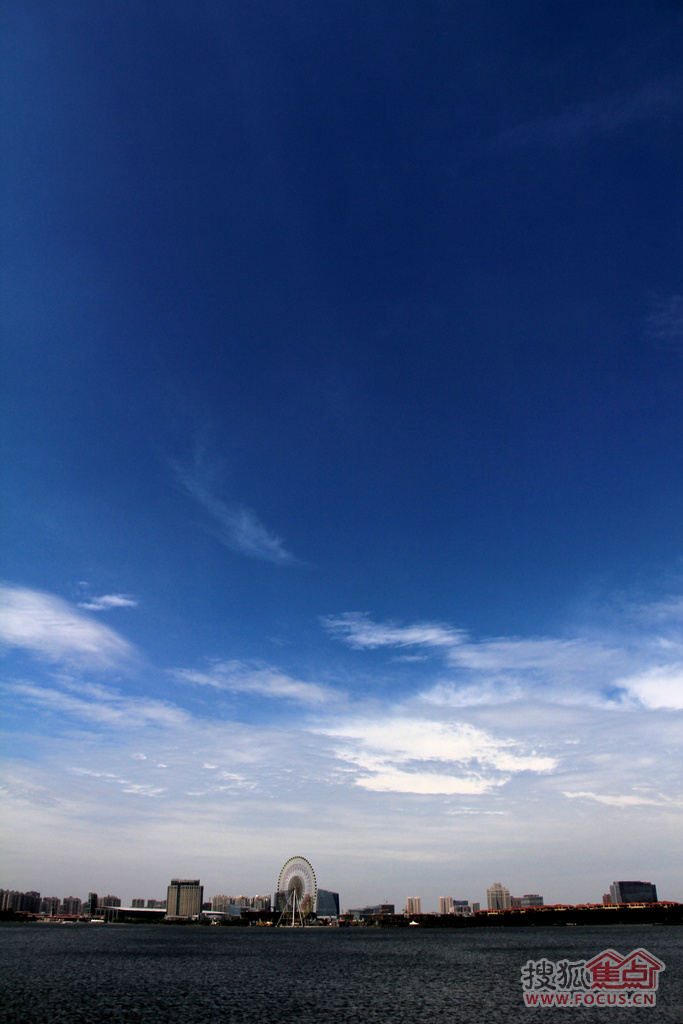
[1,923,681,1023]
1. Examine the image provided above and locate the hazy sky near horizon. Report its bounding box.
[1,1,682,910]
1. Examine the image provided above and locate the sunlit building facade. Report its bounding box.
[167,879,203,918]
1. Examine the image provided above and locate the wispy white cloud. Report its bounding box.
[3,657,681,903]
[324,608,683,711]
[5,680,189,730]
[2,590,682,903]
[321,612,464,650]
[607,592,683,633]
[175,660,338,705]
[69,767,166,798]
[421,680,524,708]
[358,770,498,796]
[0,585,136,668]
[77,594,139,612]
[644,595,683,625]
[314,715,556,795]
[170,452,297,565]
[500,78,680,147]
[446,636,608,672]
[322,717,556,772]
[562,790,672,809]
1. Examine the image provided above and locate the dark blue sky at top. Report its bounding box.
[2,0,682,674]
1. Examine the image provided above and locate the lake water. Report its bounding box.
[1,923,681,1023]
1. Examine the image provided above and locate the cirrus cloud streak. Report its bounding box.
[170,454,297,565]
[175,660,338,705]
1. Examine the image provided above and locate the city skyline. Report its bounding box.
[0,874,673,917]
[2,1,682,906]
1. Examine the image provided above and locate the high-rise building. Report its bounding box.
[24,891,41,913]
[0,890,41,913]
[211,894,232,913]
[316,889,340,917]
[520,894,543,908]
[167,879,203,918]
[487,883,511,910]
[61,897,82,915]
[131,899,145,908]
[40,897,61,916]
[212,893,272,913]
[146,899,166,909]
[99,895,121,908]
[405,897,421,916]
[87,892,99,915]
[608,881,657,905]
[438,897,471,915]
[0,891,17,912]
[471,902,480,914]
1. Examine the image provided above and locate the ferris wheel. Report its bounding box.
[276,855,317,927]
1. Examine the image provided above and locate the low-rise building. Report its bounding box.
[346,904,395,920]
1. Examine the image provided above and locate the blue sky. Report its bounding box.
[1,1,681,909]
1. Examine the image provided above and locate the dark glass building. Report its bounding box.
[609,881,658,904]
[347,904,395,919]
[315,889,340,917]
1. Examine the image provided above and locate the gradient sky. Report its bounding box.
[1,1,682,910]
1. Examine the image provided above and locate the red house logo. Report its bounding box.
[585,948,665,991]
